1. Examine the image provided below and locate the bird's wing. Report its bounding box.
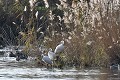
[48,51,55,60]
[42,56,52,64]
[54,44,64,53]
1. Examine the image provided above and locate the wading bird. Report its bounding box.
[42,54,52,64]
[41,41,64,69]
[48,48,55,60]
[54,41,64,54]
[42,49,56,70]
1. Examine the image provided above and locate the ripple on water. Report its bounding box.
[0,57,120,80]
[0,67,101,80]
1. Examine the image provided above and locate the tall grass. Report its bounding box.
[0,0,120,68]
[45,0,120,67]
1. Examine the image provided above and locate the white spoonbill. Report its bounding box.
[54,41,64,54]
[48,48,55,60]
[42,54,52,64]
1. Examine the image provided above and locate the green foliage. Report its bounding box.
[19,27,38,55]
[37,6,48,11]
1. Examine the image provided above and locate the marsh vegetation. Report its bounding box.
[0,0,120,68]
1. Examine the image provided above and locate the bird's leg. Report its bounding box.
[55,55,59,68]
[52,60,54,71]
[46,64,49,69]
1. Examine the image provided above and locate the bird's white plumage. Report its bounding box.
[42,54,52,64]
[41,41,64,65]
[48,48,55,60]
[54,41,64,54]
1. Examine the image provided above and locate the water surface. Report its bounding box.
[0,57,120,80]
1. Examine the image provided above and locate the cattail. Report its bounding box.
[29,0,37,11]
[35,11,38,18]
[24,6,27,11]
[43,0,49,8]
[15,0,19,3]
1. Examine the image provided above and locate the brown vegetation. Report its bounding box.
[0,0,120,68]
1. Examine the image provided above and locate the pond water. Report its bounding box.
[0,57,120,80]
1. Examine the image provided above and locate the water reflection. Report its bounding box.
[0,57,120,80]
